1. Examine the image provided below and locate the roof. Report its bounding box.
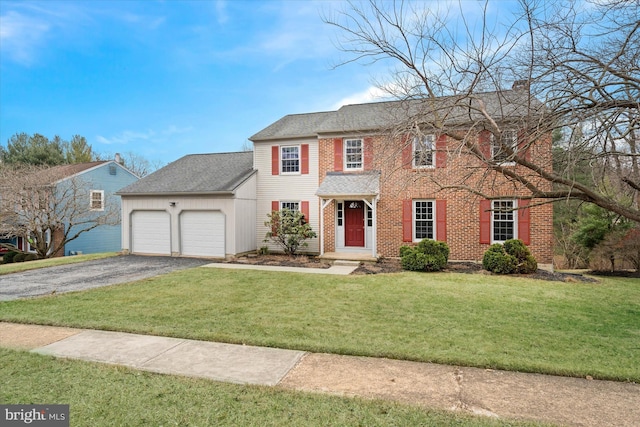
[117,151,255,195]
[250,89,544,141]
[316,171,380,198]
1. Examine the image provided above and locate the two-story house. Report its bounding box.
[251,89,554,268]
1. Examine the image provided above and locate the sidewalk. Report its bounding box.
[1,322,638,427]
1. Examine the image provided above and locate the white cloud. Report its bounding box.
[215,0,229,25]
[0,10,50,65]
[332,85,396,109]
[96,126,192,146]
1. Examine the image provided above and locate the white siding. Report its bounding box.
[254,139,320,253]
[121,178,257,257]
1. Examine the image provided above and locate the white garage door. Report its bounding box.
[131,211,171,255]
[180,211,225,257]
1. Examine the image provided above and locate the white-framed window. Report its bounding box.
[413,200,435,241]
[27,229,51,254]
[491,130,517,164]
[336,202,343,226]
[492,200,516,242]
[280,146,300,174]
[280,201,300,212]
[344,139,363,170]
[90,190,104,211]
[413,134,435,168]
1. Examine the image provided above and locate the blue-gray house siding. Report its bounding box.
[64,162,138,255]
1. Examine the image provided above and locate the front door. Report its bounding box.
[344,201,365,247]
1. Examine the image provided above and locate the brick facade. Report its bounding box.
[317,132,554,265]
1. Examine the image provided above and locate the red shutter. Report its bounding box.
[479,199,492,244]
[435,134,447,168]
[402,134,413,169]
[271,146,279,175]
[436,200,447,242]
[479,130,492,160]
[271,201,279,236]
[301,144,309,174]
[364,137,374,170]
[301,201,310,224]
[402,199,413,242]
[518,199,531,245]
[333,138,343,172]
[517,130,530,162]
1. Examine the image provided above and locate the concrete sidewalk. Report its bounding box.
[1,323,639,427]
[202,261,359,275]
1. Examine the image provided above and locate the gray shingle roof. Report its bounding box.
[117,152,254,195]
[316,172,380,197]
[250,89,544,141]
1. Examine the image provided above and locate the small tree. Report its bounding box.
[264,208,316,256]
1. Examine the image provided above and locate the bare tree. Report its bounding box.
[97,151,163,178]
[0,164,119,258]
[324,0,640,221]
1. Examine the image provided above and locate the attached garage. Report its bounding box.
[117,152,257,258]
[180,211,225,257]
[131,211,171,255]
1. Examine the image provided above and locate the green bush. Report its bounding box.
[2,251,18,264]
[400,240,449,272]
[13,253,27,263]
[482,239,537,274]
[24,253,39,262]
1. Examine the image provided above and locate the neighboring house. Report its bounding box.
[117,152,256,258]
[250,89,554,268]
[0,159,138,257]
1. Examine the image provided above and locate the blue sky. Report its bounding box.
[0,0,510,166]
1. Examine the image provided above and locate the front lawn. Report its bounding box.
[0,268,638,381]
[2,349,536,427]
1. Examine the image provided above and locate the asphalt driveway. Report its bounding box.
[0,255,212,301]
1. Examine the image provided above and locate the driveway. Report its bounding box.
[0,255,212,301]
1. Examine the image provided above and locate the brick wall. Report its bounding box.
[318,132,554,265]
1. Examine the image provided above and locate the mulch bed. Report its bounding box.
[228,254,599,282]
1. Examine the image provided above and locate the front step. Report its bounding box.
[332,260,362,267]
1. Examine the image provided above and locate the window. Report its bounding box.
[491,130,517,163]
[90,190,104,211]
[366,205,373,227]
[344,139,363,170]
[413,200,434,241]
[280,201,299,212]
[337,202,343,226]
[492,200,516,242]
[280,146,300,173]
[413,135,435,167]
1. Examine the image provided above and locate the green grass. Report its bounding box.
[0,348,542,427]
[0,252,119,275]
[1,268,638,381]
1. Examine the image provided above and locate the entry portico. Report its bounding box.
[316,171,380,259]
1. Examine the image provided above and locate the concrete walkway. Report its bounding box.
[202,261,359,275]
[1,322,638,427]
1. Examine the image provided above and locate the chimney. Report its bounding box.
[115,153,122,164]
[512,80,530,91]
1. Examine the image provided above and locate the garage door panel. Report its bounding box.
[180,211,225,257]
[132,211,171,255]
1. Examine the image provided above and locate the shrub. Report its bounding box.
[2,251,18,264]
[13,253,27,263]
[264,208,317,256]
[482,239,537,274]
[400,240,449,272]
[24,253,39,262]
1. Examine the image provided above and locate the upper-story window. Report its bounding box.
[90,190,104,211]
[344,139,363,170]
[491,130,517,164]
[413,135,435,168]
[281,146,300,174]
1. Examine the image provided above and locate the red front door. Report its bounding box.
[345,201,365,247]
